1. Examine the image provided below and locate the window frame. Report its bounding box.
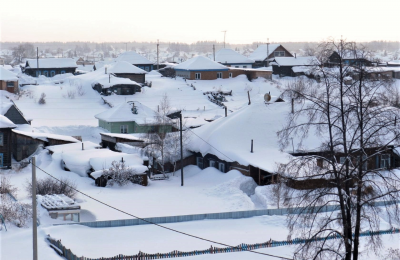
[380,154,390,169]
[229,73,233,78]
[209,160,216,168]
[195,73,201,80]
[6,81,14,88]
[218,162,225,173]
[274,51,285,57]
[120,125,128,133]
[0,133,3,146]
[43,71,49,77]
[196,157,204,169]
[217,72,222,79]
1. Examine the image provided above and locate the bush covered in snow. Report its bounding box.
[102,161,145,187]
[26,177,77,198]
[38,92,46,104]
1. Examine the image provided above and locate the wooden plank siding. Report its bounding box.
[114,73,145,84]
[0,80,18,94]
[0,128,13,168]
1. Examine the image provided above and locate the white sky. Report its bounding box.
[1,0,399,44]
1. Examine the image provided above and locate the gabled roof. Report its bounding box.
[115,51,154,65]
[107,61,147,74]
[215,48,254,64]
[273,56,320,66]
[25,58,78,69]
[174,56,229,71]
[95,102,158,124]
[0,115,16,128]
[248,44,282,62]
[0,67,18,81]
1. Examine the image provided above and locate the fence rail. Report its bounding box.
[47,228,400,260]
[54,200,400,229]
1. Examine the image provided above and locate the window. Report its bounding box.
[339,157,346,164]
[197,157,204,169]
[229,73,233,78]
[235,66,239,68]
[0,133,3,146]
[0,153,3,167]
[243,66,247,68]
[120,125,128,133]
[60,71,65,74]
[50,71,55,77]
[219,162,225,173]
[36,71,41,77]
[358,155,367,171]
[209,160,216,168]
[6,82,14,88]
[195,73,201,80]
[217,72,222,79]
[274,51,285,57]
[381,154,390,169]
[43,71,48,77]
[145,66,149,72]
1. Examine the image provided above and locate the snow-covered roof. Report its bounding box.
[46,141,101,153]
[25,58,78,69]
[174,56,229,71]
[248,44,282,62]
[107,61,147,74]
[273,56,320,66]
[0,115,16,128]
[95,102,159,124]
[38,194,80,210]
[100,132,145,141]
[388,60,400,66]
[0,67,18,81]
[89,153,146,172]
[229,66,273,72]
[115,51,154,65]
[93,74,141,89]
[188,102,293,173]
[215,49,254,64]
[12,129,80,143]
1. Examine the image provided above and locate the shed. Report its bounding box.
[24,58,78,77]
[92,75,142,96]
[270,56,320,77]
[0,67,18,94]
[105,61,147,83]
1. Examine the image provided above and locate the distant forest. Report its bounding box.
[1,40,399,53]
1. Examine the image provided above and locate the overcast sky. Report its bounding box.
[1,0,399,44]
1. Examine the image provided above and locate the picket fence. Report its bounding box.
[47,228,400,260]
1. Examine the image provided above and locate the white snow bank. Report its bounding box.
[89,153,145,172]
[47,141,101,153]
[0,66,18,81]
[12,129,80,143]
[0,114,16,128]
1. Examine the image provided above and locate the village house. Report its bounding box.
[249,44,294,68]
[269,56,320,77]
[325,51,373,67]
[100,132,146,151]
[23,58,78,77]
[0,67,18,94]
[174,56,244,80]
[105,61,147,83]
[115,51,154,72]
[214,48,255,68]
[0,115,16,168]
[92,76,142,96]
[95,101,174,134]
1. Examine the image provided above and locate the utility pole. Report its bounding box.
[213,44,215,61]
[157,39,159,70]
[179,112,184,186]
[32,157,38,260]
[36,47,39,69]
[221,31,227,48]
[125,43,128,52]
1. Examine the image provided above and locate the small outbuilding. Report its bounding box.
[270,56,320,77]
[215,48,255,68]
[23,58,77,77]
[174,56,230,80]
[0,115,16,168]
[38,194,81,222]
[105,61,147,83]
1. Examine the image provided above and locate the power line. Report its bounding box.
[31,163,292,260]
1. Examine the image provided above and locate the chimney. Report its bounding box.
[251,139,254,153]
[295,53,297,58]
[82,142,84,150]
[36,47,39,69]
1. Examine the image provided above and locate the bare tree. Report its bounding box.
[102,160,142,186]
[12,43,35,63]
[277,38,400,260]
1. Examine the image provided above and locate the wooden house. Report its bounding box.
[92,72,142,96]
[249,44,293,68]
[23,58,77,77]
[0,115,16,168]
[325,51,373,68]
[105,61,147,83]
[115,51,154,72]
[214,48,255,68]
[269,56,320,77]
[174,56,231,80]
[11,130,80,161]
[95,102,174,134]
[100,132,146,151]
[0,67,18,94]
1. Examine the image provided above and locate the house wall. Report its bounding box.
[0,80,18,94]
[115,73,145,84]
[24,68,77,77]
[175,70,190,78]
[99,120,173,134]
[134,64,153,72]
[224,63,253,68]
[12,132,45,162]
[0,128,13,168]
